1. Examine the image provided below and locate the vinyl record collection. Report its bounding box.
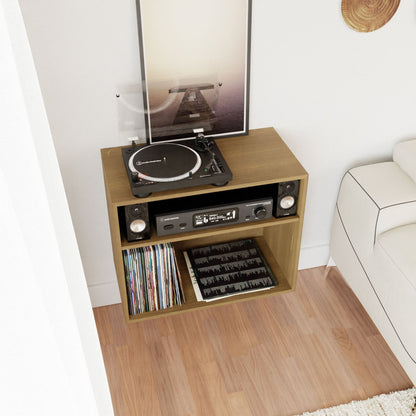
[183,238,277,302]
[122,243,185,315]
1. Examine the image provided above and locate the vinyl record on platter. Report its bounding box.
[128,143,202,182]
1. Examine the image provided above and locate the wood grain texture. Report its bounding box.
[341,0,400,32]
[100,127,308,206]
[94,267,412,416]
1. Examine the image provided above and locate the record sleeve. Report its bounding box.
[122,243,185,315]
[183,239,277,302]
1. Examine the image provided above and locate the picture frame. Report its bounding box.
[136,0,252,144]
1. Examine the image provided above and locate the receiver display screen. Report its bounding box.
[193,208,239,228]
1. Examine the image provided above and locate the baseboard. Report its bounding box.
[88,280,121,308]
[89,244,331,307]
[298,243,330,270]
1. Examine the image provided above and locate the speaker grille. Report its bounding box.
[124,203,150,242]
[274,180,299,218]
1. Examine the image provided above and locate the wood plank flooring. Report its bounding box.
[93,267,412,416]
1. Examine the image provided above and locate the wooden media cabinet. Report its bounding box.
[101,127,308,322]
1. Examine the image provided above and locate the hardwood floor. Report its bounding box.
[93,267,412,416]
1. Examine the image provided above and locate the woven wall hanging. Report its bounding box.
[341,0,400,32]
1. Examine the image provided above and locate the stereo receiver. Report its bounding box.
[155,197,273,236]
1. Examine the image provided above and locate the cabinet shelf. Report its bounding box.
[120,215,300,250]
[126,236,292,322]
[101,128,308,323]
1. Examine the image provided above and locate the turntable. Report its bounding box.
[122,135,233,198]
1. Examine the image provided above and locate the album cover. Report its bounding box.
[136,0,252,143]
[183,238,277,302]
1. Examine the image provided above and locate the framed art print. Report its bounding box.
[136,0,252,143]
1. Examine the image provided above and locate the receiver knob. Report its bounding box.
[130,219,147,233]
[254,206,267,219]
[280,195,295,210]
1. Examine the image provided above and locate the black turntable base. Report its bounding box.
[121,138,233,198]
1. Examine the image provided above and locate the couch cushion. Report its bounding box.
[376,223,416,290]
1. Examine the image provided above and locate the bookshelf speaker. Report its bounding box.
[124,203,150,242]
[275,180,299,218]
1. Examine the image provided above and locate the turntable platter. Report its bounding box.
[128,143,202,182]
[121,138,233,197]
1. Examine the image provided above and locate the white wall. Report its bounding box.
[0,1,113,414]
[18,0,416,306]
[250,0,416,268]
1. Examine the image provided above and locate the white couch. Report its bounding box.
[330,139,416,385]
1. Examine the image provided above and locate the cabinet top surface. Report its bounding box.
[101,127,308,205]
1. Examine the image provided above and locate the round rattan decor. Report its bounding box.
[341,0,400,32]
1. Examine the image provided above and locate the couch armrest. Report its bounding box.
[393,139,416,183]
[336,161,416,259]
